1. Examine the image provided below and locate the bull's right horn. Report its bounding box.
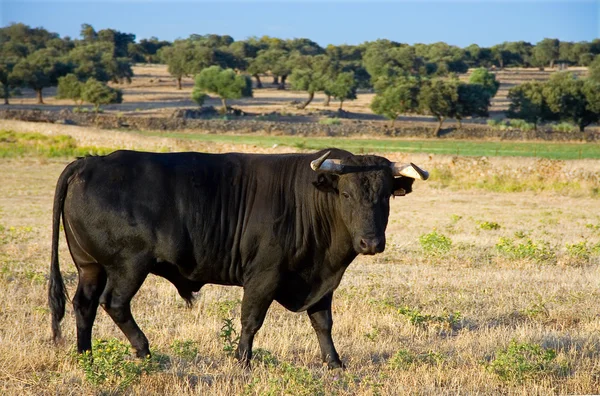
[310,151,345,173]
[391,162,429,180]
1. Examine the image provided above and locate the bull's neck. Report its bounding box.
[311,186,356,267]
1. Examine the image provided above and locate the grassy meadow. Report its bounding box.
[1,120,600,394]
[136,130,600,160]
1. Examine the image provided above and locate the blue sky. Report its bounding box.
[1,1,598,47]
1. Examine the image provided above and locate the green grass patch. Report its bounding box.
[479,221,501,231]
[318,117,342,125]
[419,230,452,256]
[0,130,112,158]
[77,338,160,391]
[487,340,568,383]
[170,339,199,360]
[131,130,600,160]
[496,236,555,263]
[388,349,445,370]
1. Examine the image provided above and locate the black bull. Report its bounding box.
[49,148,427,368]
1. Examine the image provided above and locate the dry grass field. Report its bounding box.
[1,120,600,394]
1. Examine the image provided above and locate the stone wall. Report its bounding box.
[0,109,597,141]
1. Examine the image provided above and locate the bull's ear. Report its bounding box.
[393,177,414,196]
[313,173,339,193]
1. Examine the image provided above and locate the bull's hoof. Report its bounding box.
[327,367,346,382]
[134,348,151,360]
[236,358,251,371]
[324,360,345,370]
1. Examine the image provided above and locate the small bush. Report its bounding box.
[219,317,239,356]
[81,78,122,113]
[487,119,510,130]
[565,241,600,261]
[319,117,341,125]
[389,349,444,370]
[170,339,198,360]
[266,362,324,396]
[552,122,578,133]
[508,119,535,131]
[77,338,158,390]
[487,340,566,383]
[398,306,461,330]
[253,348,279,367]
[479,221,501,230]
[496,237,554,263]
[419,230,452,256]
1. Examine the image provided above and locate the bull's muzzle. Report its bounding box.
[357,236,386,255]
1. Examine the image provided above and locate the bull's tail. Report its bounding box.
[49,159,82,344]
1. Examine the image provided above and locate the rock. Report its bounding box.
[54,119,76,125]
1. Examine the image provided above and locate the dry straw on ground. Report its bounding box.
[1,121,600,394]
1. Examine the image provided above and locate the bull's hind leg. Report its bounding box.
[100,255,151,358]
[73,264,107,354]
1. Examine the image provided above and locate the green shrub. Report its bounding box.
[565,241,600,260]
[253,348,279,367]
[487,340,566,383]
[419,230,452,256]
[170,339,198,360]
[267,362,324,396]
[487,119,510,130]
[552,122,578,133]
[219,317,239,356]
[319,117,341,125]
[508,119,536,132]
[81,78,122,113]
[388,349,444,370]
[77,338,158,390]
[397,306,461,330]
[478,221,501,230]
[496,236,554,262]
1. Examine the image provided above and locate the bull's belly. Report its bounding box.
[172,255,243,286]
[274,270,346,312]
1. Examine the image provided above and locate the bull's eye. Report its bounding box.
[342,191,351,199]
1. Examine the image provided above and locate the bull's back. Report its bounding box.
[63,151,219,269]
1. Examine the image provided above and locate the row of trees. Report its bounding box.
[56,74,123,112]
[508,72,600,132]
[2,23,600,103]
[370,68,500,135]
[2,23,600,133]
[0,23,140,104]
[157,34,600,95]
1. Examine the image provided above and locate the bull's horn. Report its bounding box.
[391,162,429,180]
[310,151,345,173]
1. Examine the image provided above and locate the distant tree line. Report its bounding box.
[370,68,500,136]
[1,22,600,131]
[0,23,165,104]
[507,65,600,132]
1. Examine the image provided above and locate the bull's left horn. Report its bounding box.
[311,151,345,173]
[391,162,429,180]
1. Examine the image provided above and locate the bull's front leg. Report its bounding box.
[235,277,275,368]
[307,292,344,369]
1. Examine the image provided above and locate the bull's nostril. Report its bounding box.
[359,239,369,250]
